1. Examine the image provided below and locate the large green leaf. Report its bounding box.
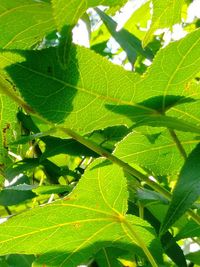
[52,0,127,30]
[160,144,200,234]
[1,29,200,135]
[143,0,185,46]
[0,0,55,49]
[0,159,161,266]
[114,129,199,176]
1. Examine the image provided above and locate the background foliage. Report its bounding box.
[0,0,200,266]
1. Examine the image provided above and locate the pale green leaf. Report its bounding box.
[143,0,185,46]
[167,82,200,129]
[0,160,160,266]
[114,130,199,176]
[160,143,200,234]
[138,28,200,104]
[1,37,200,135]
[0,0,55,49]
[52,0,127,30]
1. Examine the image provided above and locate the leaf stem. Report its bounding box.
[0,76,34,113]
[123,219,158,267]
[168,129,187,160]
[58,127,200,226]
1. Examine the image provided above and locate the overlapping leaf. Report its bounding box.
[0,0,55,49]
[114,129,199,176]
[0,160,161,266]
[1,28,200,135]
[143,0,185,46]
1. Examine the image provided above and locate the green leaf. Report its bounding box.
[5,254,35,267]
[95,8,153,64]
[143,0,185,46]
[40,136,98,160]
[0,159,161,267]
[114,130,199,176]
[0,0,55,49]
[160,143,200,234]
[138,28,200,106]
[52,0,127,30]
[33,185,71,195]
[175,219,200,240]
[0,186,36,206]
[2,29,200,135]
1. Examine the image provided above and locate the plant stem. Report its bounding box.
[0,76,34,113]
[123,219,158,267]
[2,78,199,227]
[169,129,187,160]
[59,126,200,226]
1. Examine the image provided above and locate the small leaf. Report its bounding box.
[160,144,200,235]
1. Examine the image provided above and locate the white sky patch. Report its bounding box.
[187,0,200,22]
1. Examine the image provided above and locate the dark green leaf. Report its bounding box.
[160,144,200,234]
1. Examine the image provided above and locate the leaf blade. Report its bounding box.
[160,144,200,234]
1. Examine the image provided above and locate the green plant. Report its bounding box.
[0,0,200,266]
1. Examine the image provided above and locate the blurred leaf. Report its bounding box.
[185,250,200,265]
[175,219,200,240]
